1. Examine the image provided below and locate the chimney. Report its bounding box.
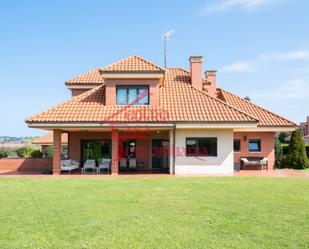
[205,70,217,97]
[189,56,203,91]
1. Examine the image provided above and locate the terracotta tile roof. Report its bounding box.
[27,85,105,122]
[65,69,104,85]
[26,55,295,127]
[32,132,68,145]
[101,55,165,72]
[160,68,257,122]
[26,69,257,123]
[217,88,296,127]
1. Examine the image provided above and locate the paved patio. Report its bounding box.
[235,169,309,178]
[1,168,309,178]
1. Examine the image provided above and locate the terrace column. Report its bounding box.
[53,129,62,175]
[111,130,119,175]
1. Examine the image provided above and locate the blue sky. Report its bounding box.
[0,0,308,136]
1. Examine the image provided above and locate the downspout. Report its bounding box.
[173,124,176,175]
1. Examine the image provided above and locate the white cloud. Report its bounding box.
[256,79,309,99]
[220,49,309,74]
[221,61,254,73]
[200,0,281,14]
[258,50,309,61]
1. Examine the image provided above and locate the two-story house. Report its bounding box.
[26,55,296,175]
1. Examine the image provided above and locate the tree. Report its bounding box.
[285,129,309,169]
[278,132,291,144]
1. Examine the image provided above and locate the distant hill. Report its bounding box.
[0,136,39,147]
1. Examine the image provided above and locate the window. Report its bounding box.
[233,139,241,152]
[249,139,261,152]
[116,86,149,105]
[186,137,217,157]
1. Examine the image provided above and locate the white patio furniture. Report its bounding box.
[260,157,269,171]
[98,159,111,174]
[240,157,268,170]
[129,158,137,172]
[119,158,127,171]
[82,159,96,173]
[60,160,79,174]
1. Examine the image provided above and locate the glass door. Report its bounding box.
[81,140,111,165]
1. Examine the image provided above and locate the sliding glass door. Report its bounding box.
[81,140,111,165]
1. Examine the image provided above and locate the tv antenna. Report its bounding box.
[162,29,175,68]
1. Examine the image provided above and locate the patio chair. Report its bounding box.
[260,157,268,171]
[119,158,127,172]
[98,159,111,174]
[129,158,137,172]
[234,162,240,172]
[83,159,96,173]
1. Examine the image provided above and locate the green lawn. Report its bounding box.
[1,177,309,249]
[298,168,309,173]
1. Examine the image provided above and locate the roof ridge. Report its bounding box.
[218,88,296,126]
[133,55,165,71]
[101,54,165,71]
[26,84,105,123]
[189,86,260,122]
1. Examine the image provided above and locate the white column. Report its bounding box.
[169,129,174,174]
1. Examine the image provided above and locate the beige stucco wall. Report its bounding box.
[174,129,234,175]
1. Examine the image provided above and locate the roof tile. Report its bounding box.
[218,88,296,126]
[66,69,104,85]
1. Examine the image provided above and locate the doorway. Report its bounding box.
[152,139,169,172]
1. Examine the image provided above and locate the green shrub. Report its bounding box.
[30,150,43,158]
[16,146,36,158]
[285,130,309,169]
[0,148,8,158]
[281,144,289,155]
[16,147,26,157]
[44,146,53,158]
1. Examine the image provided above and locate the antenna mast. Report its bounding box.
[162,29,175,69]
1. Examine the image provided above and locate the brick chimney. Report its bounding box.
[204,70,217,97]
[189,56,203,91]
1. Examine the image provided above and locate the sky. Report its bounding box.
[0,0,308,136]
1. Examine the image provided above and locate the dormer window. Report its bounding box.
[116,85,149,105]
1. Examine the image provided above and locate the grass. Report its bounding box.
[298,168,309,173]
[1,177,309,249]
